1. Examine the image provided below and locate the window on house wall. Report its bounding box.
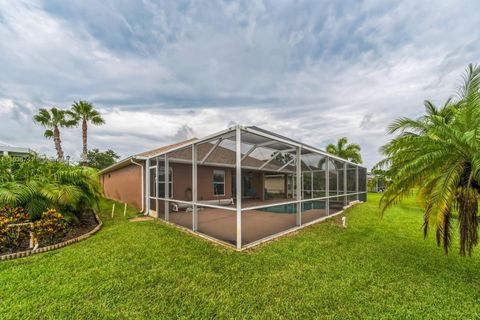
[213,170,225,196]
[157,167,173,198]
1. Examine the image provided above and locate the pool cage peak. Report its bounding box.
[145,125,367,249]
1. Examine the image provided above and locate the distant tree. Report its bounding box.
[33,107,76,161]
[326,137,362,164]
[272,152,293,164]
[87,149,120,170]
[69,101,105,165]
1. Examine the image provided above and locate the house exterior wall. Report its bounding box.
[101,163,143,210]
[170,162,233,201]
[102,160,274,211]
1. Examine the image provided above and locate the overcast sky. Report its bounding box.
[1,0,479,169]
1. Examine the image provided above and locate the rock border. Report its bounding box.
[0,212,102,261]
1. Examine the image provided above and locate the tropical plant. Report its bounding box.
[272,152,293,165]
[33,107,76,161]
[87,149,120,170]
[69,101,105,164]
[326,137,362,164]
[376,64,480,256]
[32,209,69,245]
[0,206,30,253]
[368,169,389,192]
[0,156,102,220]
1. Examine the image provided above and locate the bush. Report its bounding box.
[32,209,70,245]
[0,206,30,253]
[0,156,101,219]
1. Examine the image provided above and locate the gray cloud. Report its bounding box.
[0,0,479,168]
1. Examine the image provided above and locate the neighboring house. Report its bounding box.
[100,125,367,250]
[0,142,35,160]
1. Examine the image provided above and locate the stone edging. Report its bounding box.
[0,212,103,261]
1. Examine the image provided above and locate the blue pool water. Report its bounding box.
[258,202,325,214]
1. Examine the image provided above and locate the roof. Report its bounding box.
[100,125,365,175]
[0,141,34,154]
[165,141,289,170]
[100,138,197,174]
[136,138,198,157]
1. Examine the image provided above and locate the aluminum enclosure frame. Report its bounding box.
[145,125,367,249]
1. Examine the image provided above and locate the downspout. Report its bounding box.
[130,158,145,214]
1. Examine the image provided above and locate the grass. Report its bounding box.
[1,194,480,319]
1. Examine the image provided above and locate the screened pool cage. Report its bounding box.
[146,125,367,249]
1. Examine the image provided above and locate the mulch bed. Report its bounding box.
[0,210,99,257]
[64,210,99,241]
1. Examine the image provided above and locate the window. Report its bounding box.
[157,167,173,198]
[213,170,225,196]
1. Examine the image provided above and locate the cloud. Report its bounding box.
[0,0,479,168]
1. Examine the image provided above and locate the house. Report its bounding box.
[0,142,35,160]
[100,125,367,249]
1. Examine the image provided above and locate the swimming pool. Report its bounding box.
[258,202,325,214]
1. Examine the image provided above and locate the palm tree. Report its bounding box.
[377,64,480,256]
[326,137,362,163]
[33,107,75,161]
[69,101,105,165]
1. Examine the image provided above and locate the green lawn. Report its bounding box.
[1,194,480,319]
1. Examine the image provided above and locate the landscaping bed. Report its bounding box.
[0,156,104,259]
[0,209,100,258]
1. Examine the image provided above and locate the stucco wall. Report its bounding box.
[170,162,233,201]
[101,163,143,210]
[101,160,270,211]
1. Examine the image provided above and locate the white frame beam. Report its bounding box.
[277,157,295,172]
[200,138,222,164]
[355,166,359,201]
[325,157,330,216]
[146,158,151,214]
[192,144,198,231]
[165,154,170,220]
[235,126,242,249]
[241,140,276,161]
[156,157,160,218]
[296,147,302,226]
[343,162,348,205]
[258,151,282,170]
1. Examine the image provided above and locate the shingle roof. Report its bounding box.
[100,137,294,175]
[136,138,198,157]
[155,141,293,171]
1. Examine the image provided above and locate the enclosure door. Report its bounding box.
[149,166,157,215]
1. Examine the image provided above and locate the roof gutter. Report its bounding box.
[99,155,148,175]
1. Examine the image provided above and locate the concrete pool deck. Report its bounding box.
[168,205,343,245]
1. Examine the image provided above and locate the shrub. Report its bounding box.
[0,206,30,253]
[0,156,102,219]
[32,209,70,245]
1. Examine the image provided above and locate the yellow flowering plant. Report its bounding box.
[32,209,70,245]
[0,206,30,254]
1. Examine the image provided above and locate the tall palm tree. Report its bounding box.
[33,107,75,161]
[377,64,480,256]
[69,101,105,164]
[326,137,362,164]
